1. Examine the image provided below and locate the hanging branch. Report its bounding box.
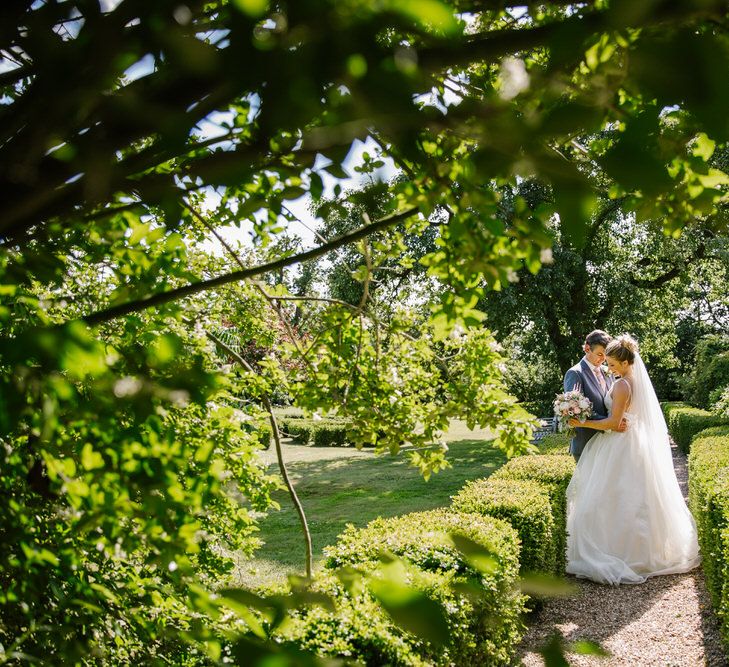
[80,206,420,326]
[203,328,313,579]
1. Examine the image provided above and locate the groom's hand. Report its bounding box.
[617,418,628,432]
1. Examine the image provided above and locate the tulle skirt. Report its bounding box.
[566,420,701,585]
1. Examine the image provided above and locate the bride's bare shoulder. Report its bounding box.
[612,379,632,398]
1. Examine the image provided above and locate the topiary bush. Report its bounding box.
[491,454,575,573]
[323,509,526,666]
[451,478,557,576]
[665,404,729,453]
[273,572,431,667]
[688,425,729,650]
[279,417,315,443]
[660,401,686,422]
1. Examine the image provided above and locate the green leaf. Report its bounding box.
[540,633,570,667]
[231,0,269,18]
[449,533,498,574]
[389,0,460,35]
[81,443,104,471]
[572,639,610,657]
[368,573,450,646]
[692,133,716,161]
[324,164,350,179]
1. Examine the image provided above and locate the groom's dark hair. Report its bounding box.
[585,330,612,349]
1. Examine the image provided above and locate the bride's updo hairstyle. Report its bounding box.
[605,334,639,364]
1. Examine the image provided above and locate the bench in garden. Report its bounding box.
[531,416,558,443]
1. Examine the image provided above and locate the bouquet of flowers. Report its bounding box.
[553,389,593,434]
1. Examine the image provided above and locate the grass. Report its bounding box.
[232,420,507,588]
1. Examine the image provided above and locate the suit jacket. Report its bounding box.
[563,357,614,460]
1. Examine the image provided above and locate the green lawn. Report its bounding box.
[232,420,507,588]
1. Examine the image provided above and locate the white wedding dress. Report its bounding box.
[566,354,701,585]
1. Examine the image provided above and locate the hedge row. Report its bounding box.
[492,454,575,574]
[279,418,356,447]
[278,510,526,666]
[451,478,556,575]
[662,402,729,453]
[688,425,729,650]
[272,436,576,664]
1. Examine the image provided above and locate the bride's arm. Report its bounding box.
[569,382,630,431]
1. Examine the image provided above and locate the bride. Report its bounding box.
[565,334,701,585]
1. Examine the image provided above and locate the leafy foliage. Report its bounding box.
[492,455,576,573]
[684,335,729,409]
[451,478,557,576]
[322,509,526,665]
[664,403,729,453]
[688,426,729,651]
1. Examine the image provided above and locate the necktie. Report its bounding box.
[593,367,606,392]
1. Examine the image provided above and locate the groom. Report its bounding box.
[563,329,626,461]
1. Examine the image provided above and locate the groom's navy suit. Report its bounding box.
[563,358,614,461]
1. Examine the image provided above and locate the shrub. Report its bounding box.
[312,422,351,447]
[274,572,430,667]
[502,357,562,417]
[536,432,571,456]
[323,509,526,666]
[280,418,316,443]
[273,406,306,419]
[685,336,729,409]
[279,418,354,447]
[491,454,575,573]
[451,478,557,575]
[665,404,729,453]
[660,401,686,422]
[713,386,729,419]
[688,425,729,649]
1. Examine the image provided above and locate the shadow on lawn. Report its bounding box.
[237,437,507,587]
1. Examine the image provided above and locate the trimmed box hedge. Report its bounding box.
[274,571,430,667]
[491,454,575,573]
[323,509,526,665]
[688,425,729,649]
[451,478,557,576]
[664,403,729,453]
[280,418,354,447]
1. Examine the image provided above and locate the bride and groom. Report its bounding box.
[562,330,700,585]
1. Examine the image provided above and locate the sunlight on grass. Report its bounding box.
[233,420,506,589]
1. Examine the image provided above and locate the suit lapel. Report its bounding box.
[580,358,605,398]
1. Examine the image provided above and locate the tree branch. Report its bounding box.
[80,206,420,326]
[203,327,313,579]
[629,241,708,288]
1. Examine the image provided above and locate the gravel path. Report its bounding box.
[519,442,727,666]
